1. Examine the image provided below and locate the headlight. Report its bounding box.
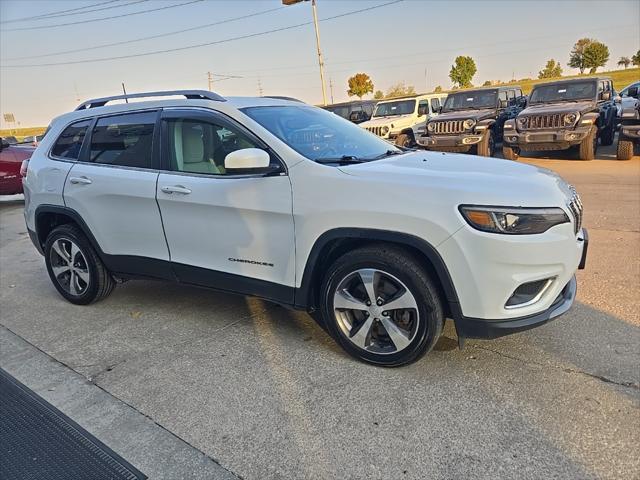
[427,122,436,132]
[459,205,569,234]
[563,112,579,126]
[516,117,527,129]
[463,119,476,130]
[381,126,390,134]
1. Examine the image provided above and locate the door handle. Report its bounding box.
[69,176,92,185]
[161,185,191,195]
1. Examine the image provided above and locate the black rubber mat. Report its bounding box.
[0,368,146,480]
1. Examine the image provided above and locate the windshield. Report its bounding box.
[530,81,596,103]
[373,99,416,117]
[443,91,497,111]
[242,105,401,162]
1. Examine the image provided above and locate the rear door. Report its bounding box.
[155,108,295,302]
[63,110,171,272]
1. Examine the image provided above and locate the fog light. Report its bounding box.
[505,278,554,309]
[567,133,579,140]
[510,136,518,142]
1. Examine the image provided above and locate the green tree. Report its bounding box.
[617,57,631,69]
[632,50,640,67]
[434,85,443,93]
[482,80,493,86]
[583,41,609,73]
[568,38,593,74]
[449,56,476,88]
[347,73,374,99]
[373,90,384,99]
[385,82,415,98]
[538,59,563,79]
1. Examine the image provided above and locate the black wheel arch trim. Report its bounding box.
[295,228,462,317]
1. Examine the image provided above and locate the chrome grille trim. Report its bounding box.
[567,184,583,234]
[431,120,465,135]
[520,114,564,130]
[365,126,385,137]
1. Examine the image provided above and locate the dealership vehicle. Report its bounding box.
[615,81,640,127]
[24,90,587,366]
[0,139,32,195]
[359,93,448,147]
[503,77,617,160]
[322,100,377,124]
[417,86,526,157]
[2,136,18,145]
[617,84,639,160]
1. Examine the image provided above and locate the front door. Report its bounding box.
[155,109,295,303]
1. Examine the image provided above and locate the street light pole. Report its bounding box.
[311,0,327,105]
[282,0,328,105]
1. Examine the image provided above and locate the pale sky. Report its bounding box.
[1,0,638,127]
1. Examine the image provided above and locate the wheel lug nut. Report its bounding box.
[377,300,383,306]
[366,301,371,306]
[382,311,388,316]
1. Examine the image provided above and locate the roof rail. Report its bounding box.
[262,95,304,103]
[75,90,226,110]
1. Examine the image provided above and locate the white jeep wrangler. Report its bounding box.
[359,93,448,147]
[24,90,587,367]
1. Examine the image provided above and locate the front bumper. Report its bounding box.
[503,126,592,150]
[455,275,577,339]
[620,124,640,140]
[417,133,482,152]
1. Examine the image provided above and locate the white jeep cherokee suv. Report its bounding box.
[24,90,587,367]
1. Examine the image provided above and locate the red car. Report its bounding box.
[0,139,33,195]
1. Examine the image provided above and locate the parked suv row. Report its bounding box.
[417,86,526,157]
[24,90,587,366]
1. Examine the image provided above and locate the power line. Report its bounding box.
[0,0,122,24]
[1,1,148,24]
[5,6,287,61]
[0,0,204,32]
[1,0,403,67]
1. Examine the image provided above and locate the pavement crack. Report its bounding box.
[472,345,640,391]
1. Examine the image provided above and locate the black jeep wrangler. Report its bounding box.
[416,86,526,157]
[503,77,617,161]
[617,84,639,160]
[321,100,377,124]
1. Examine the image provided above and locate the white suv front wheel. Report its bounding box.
[44,224,115,305]
[319,245,444,366]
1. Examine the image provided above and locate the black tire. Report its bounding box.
[578,127,597,161]
[502,145,520,160]
[475,130,495,157]
[318,245,444,367]
[599,120,615,146]
[44,224,115,305]
[616,139,634,160]
[395,132,414,148]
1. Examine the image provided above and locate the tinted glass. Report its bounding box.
[529,81,596,103]
[373,100,416,117]
[166,118,259,175]
[90,111,156,168]
[443,90,498,110]
[51,120,91,159]
[242,105,401,162]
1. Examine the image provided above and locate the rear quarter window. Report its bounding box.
[51,120,91,160]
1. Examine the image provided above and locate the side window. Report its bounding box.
[166,118,260,175]
[51,119,91,160]
[507,90,516,100]
[431,98,440,113]
[89,111,156,168]
[418,100,429,116]
[363,104,374,116]
[499,91,508,105]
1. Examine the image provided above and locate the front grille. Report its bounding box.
[365,126,385,137]
[520,114,563,130]
[431,120,465,135]
[567,184,583,234]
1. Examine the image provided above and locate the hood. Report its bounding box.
[521,100,595,116]
[360,114,414,128]
[338,150,574,207]
[433,108,496,122]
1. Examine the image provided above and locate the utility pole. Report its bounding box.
[329,78,334,104]
[257,77,264,96]
[282,0,327,105]
[207,71,213,91]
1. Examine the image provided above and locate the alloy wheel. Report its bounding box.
[49,238,90,296]
[332,268,420,354]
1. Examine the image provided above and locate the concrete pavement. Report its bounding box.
[1,142,638,479]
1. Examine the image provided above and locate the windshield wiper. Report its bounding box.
[369,149,406,160]
[315,155,366,165]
